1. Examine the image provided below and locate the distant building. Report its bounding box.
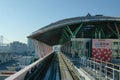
[0,43,14,64]
[10,41,27,55]
[53,45,61,52]
[27,39,36,56]
[0,52,14,64]
[0,43,10,53]
[17,56,33,65]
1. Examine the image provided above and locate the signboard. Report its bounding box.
[92,39,112,62]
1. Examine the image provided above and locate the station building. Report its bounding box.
[29,14,120,63]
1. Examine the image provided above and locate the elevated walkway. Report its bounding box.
[5,52,120,80]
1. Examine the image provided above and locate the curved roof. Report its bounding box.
[28,15,120,46]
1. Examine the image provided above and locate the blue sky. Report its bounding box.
[0,0,120,43]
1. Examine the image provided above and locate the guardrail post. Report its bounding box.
[99,60,102,80]
[119,66,120,80]
[89,59,91,69]
[86,59,88,67]
[113,69,115,80]
[105,62,107,79]
[112,64,116,80]
[93,59,95,71]
[85,58,87,67]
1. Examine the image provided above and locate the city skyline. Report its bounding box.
[0,0,120,43]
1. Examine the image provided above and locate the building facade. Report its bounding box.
[10,41,28,55]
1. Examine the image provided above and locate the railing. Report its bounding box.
[80,57,120,80]
[5,51,53,80]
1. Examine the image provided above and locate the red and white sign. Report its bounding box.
[92,39,112,62]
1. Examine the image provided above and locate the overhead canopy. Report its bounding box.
[28,15,120,46]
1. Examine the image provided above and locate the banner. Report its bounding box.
[92,39,112,62]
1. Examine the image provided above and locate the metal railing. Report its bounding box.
[80,57,120,80]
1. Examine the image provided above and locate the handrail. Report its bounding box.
[80,57,120,80]
[5,51,53,80]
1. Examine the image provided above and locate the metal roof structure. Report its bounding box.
[28,14,120,46]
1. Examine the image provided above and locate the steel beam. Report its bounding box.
[114,23,120,38]
[60,24,83,45]
[63,29,70,39]
[66,25,74,37]
[107,24,119,38]
[73,24,83,36]
[101,28,105,38]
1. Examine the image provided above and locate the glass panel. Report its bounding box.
[113,42,118,49]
